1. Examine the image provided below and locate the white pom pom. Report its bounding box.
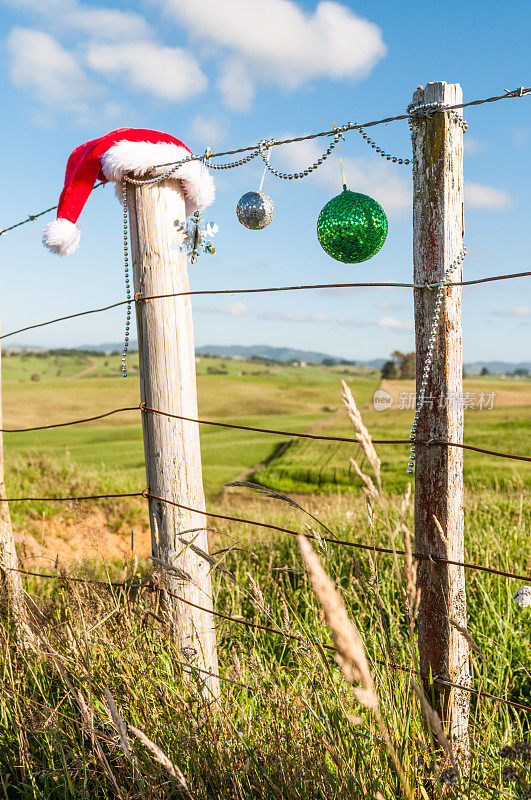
[42,218,81,256]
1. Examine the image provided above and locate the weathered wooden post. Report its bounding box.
[127,177,219,696]
[410,82,470,756]
[0,329,33,641]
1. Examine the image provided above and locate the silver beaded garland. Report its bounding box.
[357,126,410,165]
[257,134,342,181]
[121,180,132,378]
[407,245,466,474]
[236,191,275,230]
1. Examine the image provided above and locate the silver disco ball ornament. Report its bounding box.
[236,190,275,230]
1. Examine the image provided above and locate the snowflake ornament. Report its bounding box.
[174,210,218,264]
[513,586,531,608]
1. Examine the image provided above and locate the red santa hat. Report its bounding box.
[42,127,215,256]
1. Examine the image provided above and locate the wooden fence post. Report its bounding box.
[410,82,470,757]
[0,327,34,642]
[127,177,219,697]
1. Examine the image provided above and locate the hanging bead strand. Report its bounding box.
[407,245,467,474]
[121,181,132,378]
[357,126,411,164]
[257,132,344,180]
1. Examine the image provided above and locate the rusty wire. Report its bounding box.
[3,489,525,583]
[1,85,528,240]
[2,271,530,342]
[7,563,531,714]
[1,402,529,464]
[145,492,531,584]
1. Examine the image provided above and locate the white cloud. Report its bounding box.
[276,138,410,216]
[224,302,248,316]
[217,58,255,111]
[196,303,412,331]
[463,136,486,155]
[4,0,150,40]
[6,2,206,111]
[259,310,330,324]
[86,41,207,101]
[190,114,228,146]
[376,316,412,330]
[156,0,386,107]
[512,306,530,317]
[7,27,96,112]
[196,302,248,317]
[465,182,513,210]
[377,301,403,311]
[64,5,150,39]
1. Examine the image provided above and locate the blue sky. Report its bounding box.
[0,0,529,362]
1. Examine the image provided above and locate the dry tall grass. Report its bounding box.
[0,384,528,798]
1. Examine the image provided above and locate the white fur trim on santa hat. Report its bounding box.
[175,159,216,216]
[42,218,81,256]
[101,141,215,216]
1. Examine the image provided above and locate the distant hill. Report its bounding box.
[77,342,139,353]
[464,361,531,375]
[195,344,380,365]
[5,343,530,375]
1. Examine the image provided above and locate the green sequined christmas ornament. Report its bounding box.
[317,187,388,263]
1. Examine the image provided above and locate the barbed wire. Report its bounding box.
[0,406,138,432]
[137,271,531,301]
[161,586,531,714]
[151,86,529,168]
[1,271,529,342]
[145,492,531,583]
[5,489,524,582]
[0,401,529,463]
[1,492,143,503]
[141,406,531,462]
[0,183,104,238]
[1,86,528,239]
[7,563,531,714]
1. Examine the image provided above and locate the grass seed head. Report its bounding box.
[297,533,377,709]
[450,619,484,660]
[105,689,132,761]
[349,458,378,499]
[129,725,191,796]
[231,649,243,682]
[341,380,381,482]
[246,572,268,613]
[402,524,418,619]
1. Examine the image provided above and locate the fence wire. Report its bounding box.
[1,490,529,584]
[7,564,531,715]
[1,271,530,342]
[1,402,529,463]
[1,86,528,238]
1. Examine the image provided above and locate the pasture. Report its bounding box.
[3,351,528,511]
[1,350,529,799]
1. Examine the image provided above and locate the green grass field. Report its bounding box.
[3,353,529,510]
[255,390,531,494]
[2,353,381,502]
[0,351,529,798]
